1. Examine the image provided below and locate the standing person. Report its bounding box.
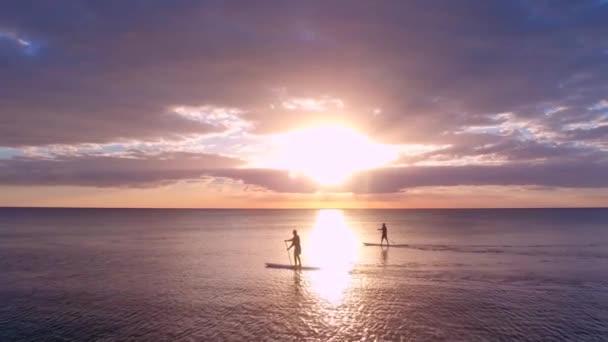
[285,229,302,268]
[378,223,389,246]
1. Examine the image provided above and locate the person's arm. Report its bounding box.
[285,238,294,250]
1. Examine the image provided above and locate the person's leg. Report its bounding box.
[294,251,300,267]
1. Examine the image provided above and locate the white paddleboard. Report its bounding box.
[265,263,321,271]
[363,242,404,247]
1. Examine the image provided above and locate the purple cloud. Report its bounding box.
[0,152,244,187]
[0,152,606,193]
[0,1,607,195]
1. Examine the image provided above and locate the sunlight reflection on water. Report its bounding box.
[306,209,359,303]
[2,208,608,341]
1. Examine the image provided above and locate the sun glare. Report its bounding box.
[270,125,398,186]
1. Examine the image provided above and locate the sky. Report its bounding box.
[1,0,607,208]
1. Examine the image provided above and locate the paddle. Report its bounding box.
[284,240,292,266]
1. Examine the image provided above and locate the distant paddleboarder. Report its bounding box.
[285,229,302,268]
[378,223,389,246]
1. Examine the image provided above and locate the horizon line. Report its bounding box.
[1,206,607,210]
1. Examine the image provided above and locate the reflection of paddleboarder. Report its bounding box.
[285,229,302,268]
[378,223,389,246]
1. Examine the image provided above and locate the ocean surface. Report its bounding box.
[1,208,607,341]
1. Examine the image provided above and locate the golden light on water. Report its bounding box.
[306,209,359,303]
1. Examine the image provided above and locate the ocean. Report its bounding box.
[1,208,607,341]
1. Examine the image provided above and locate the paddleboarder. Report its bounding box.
[285,229,302,268]
[379,223,389,246]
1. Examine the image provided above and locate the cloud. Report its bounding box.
[1,1,608,196]
[0,151,244,187]
[281,96,344,112]
[0,1,606,144]
[1,151,606,193]
[0,108,226,147]
[207,161,608,194]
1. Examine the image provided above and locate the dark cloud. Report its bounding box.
[0,108,223,146]
[1,1,608,144]
[565,125,608,141]
[1,152,606,193]
[0,151,244,187]
[398,136,607,166]
[208,162,608,194]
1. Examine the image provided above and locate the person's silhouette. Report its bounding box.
[378,223,389,246]
[285,229,302,268]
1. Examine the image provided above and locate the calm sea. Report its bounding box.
[1,208,607,341]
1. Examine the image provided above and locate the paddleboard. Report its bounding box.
[363,242,405,247]
[265,263,321,271]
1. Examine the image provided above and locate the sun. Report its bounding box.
[269,125,398,185]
